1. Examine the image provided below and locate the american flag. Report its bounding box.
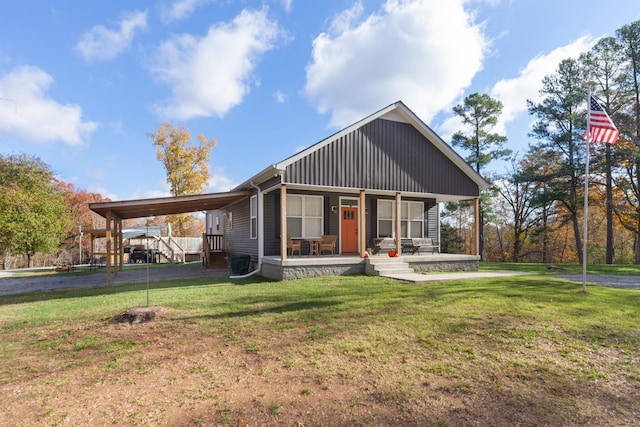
[586,96,619,144]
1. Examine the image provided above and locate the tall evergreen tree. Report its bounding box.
[516,148,566,263]
[451,92,510,259]
[615,20,640,263]
[580,36,628,264]
[528,58,588,263]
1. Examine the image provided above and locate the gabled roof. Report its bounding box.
[234,101,489,192]
[89,102,487,221]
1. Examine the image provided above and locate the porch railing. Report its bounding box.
[204,234,225,252]
[157,237,185,263]
[202,233,226,268]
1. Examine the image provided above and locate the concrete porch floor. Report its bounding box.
[259,253,482,280]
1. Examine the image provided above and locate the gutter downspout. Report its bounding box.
[230,181,263,279]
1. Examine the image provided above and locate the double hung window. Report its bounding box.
[287,195,323,238]
[250,195,257,239]
[376,200,424,238]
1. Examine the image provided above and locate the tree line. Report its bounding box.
[0,123,214,270]
[6,20,640,268]
[0,154,110,269]
[444,20,640,265]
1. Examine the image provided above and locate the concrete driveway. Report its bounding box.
[0,264,230,296]
[1,265,638,297]
[556,274,640,290]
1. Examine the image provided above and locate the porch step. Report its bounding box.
[365,257,414,276]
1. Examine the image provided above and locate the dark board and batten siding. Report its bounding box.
[262,191,280,256]
[285,118,479,197]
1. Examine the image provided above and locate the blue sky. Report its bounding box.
[1,0,639,201]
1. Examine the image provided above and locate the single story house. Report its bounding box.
[204,100,488,279]
[90,101,488,283]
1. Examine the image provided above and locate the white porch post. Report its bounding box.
[359,190,366,257]
[281,184,287,260]
[395,192,402,254]
[258,189,264,264]
[473,197,480,256]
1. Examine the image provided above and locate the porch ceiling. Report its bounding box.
[89,190,252,220]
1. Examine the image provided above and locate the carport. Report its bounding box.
[89,191,251,284]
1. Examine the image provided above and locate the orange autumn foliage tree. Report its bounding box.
[148,123,216,236]
[57,181,111,263]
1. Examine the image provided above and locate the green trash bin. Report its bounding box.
[229,255,250,275]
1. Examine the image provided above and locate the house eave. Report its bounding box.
[262,182,478,203]
[232,164,282,191]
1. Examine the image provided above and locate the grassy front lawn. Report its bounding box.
[1,273,638,426]
[481,261,640,275]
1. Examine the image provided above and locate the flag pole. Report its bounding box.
[582,89,592,292]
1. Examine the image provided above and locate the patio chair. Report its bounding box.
[318,234,337,255]
[287,235,301,256]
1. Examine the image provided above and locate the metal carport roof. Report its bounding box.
[89,190,252,220]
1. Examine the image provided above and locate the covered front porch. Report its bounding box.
[260,252,480,281]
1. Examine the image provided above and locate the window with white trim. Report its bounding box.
[287,195,323,238]
[402,201,424,238]
[377,200,394,237]
[250,195,257,239]
[377,200,424,238]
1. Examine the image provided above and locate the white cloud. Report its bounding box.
[282,0,293,14]
[0,66,97,145]
[490,35,596,132]
[160,0,210,22]
[133,168,237,196]
[273,90,287,103]
[75,10,148,62]
[304,0,489,128]
[150,8,281,120]
[206,168,238,192]
[435,35,597,142]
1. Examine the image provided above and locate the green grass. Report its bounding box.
[481,261,640,275]
[1,272,639,425]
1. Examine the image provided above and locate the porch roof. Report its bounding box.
[89,190,251,220]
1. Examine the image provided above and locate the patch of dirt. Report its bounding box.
[1,271,639,426]
[2,319,408,426]
[109,306,168,325]
[1,313,638,427]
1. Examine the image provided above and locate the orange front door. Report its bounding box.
[341,207,358,253]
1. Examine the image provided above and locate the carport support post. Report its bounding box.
[112,218,118,277]
[118,218,124,272]
[106,209,112,285]
[90,233,95,263]
[359,190,366,257]
[395,192,402,255]
[281,184,287,260]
